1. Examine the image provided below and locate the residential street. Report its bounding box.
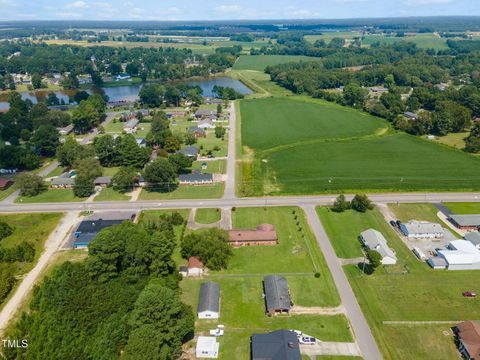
[303,205,383,360]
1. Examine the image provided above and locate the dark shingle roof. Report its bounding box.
[179,173,213,183]
[76,219,124,234]
[264,275,291,312]
[251,330,301,360]
[197,282,220,313]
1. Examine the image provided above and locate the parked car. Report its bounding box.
[390,220,397,227]
[463,291,477,298]
[299,336,316,345]
[209,329,224,336]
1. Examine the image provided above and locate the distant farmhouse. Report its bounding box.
[228,224,278,248]
[195,109,216,119]
[399,220,444,239]
[404,111,419,121]
[263,275,291,316]
[449,215,480,231]
[251,330,301,360]
[454,321,480,360]
[197,282,220,319]
[360,229,397,265]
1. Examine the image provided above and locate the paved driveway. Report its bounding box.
[301,341,361,357]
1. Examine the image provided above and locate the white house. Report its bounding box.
[198,282,220,319]
[360,229,397,265]
[434,240,480,270]
[196,337,219,359]
[187,256,204,277]
[198,121,216,129]
[400,220,444,239]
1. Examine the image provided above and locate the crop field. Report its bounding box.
[318,205,473,359]
[239,96,480,195]
[233,55,322,71]
[362,33,449,50]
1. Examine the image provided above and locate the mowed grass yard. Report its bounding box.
[240,96,480,195]
[15,188,86,203]
[195,208,221,224]
[180,206,351,359]
[443,202,480,214]
[318,204,474,359]
[233,55,322,71]
[139,183,224,200]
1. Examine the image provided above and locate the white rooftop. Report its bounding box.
[360,229,397,261]
[196,336,219,357]
[402,220,444,235]
[438,240,480,265]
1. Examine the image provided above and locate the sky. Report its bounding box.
[0,0,478,21]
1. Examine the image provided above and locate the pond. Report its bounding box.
[0,77,252,110]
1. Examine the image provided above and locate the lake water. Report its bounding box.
[0,77,252,110]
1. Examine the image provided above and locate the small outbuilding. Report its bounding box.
[188,256,204,277]
[198,282,220,319]
[263,275,291,316]
[196,336,219,359]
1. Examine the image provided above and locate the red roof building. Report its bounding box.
[0,178,13,190]
[188,256,204,269]
[228,224,278,248]
[455,321,480,360]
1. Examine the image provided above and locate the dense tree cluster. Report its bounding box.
[3,220,193,360]
[332,194,374,213]
[139,83,203,108]
[93,134,151,168]
[181,228,233,270]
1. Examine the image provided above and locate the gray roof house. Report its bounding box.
[51,177,75,188]
[94,176,112,187]
[360,229,397,265]
[195,109,216,118]
[263,275,291,315]
[465,231,480,248]
[404,111,419,120]
[177,146,199,159]
[178,172,213,185]
[197,282,220,319]
[400,220,444,238]
[251,330,301,360]
[449,215,480,229]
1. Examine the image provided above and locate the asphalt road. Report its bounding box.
[304,205,382,360]
[3,192,480,213]
[80,111,117,145]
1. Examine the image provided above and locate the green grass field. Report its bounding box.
[305,32,361,43]
[195,208,221,224]
[180,206,350,359]
[233,55,322,71]
[139,183,224,200]
[388,203,444,223]
[362,33,449,50]
[443,202,480,214]
[239,96,480,195]
[94,187,130,202]
[15,189,86,203]
[318,204,472,359]
[192,160,226,174]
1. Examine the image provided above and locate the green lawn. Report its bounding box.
[433,132,469,151]
[181,277,351,360]
[46,166,65,178]
[316,357,363,360]
[443,202,480,214]
[192,160,226,174]
[102,167,120,176]
[15,189,86,203]
[317,207,397,259]
[0,185,17,201]
[94,187,130,202]
[233,55,322,71]
[229,70,292,97]
[139,183,224,200]
[317,205,477,359]
[388,203,443,223]
[195,208,221,224]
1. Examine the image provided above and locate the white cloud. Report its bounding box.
[69,1,90,9]
[404,0,454,4]
[214,4,243,13]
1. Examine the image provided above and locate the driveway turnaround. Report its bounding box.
[303,205,383,360]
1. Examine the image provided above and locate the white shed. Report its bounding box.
[198,282,220,319]
[196,336,219,358]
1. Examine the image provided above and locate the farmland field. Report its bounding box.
[318,205,475,359]
[239,96,480,195]
[362,33,449,50]
[233,55,322,71]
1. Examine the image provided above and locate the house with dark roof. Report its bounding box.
[73,219,127,248]
[454,321,480,360]
[404,111,419,120]
[195,109,216,119]
[198,282,220,319]
[228,224,278,248]
[449,215,480,231]
[263,275,291,316]
[177,146,199,159]
[94,176,112,187]
[51,177,75,188]
[189,126,206,138]
[251,330,301,360]
[179,172,213,185]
